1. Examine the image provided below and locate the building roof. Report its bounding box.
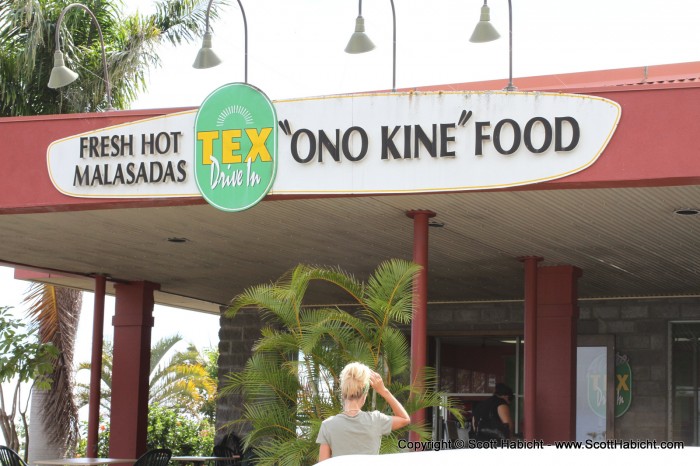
[409,61,700,93]
[4,63,700,310]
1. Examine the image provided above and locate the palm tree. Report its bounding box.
[3,0,219,456]
[76,335,217,419]
[149,336,217,415]
[221,259,462,466]
[23,283,82,460]
[0,0,220,115]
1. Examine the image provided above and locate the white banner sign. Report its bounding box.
[272,91,620,194]
[47,91,621,198]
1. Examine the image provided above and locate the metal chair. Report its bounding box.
[133,449,172,466]
[0,447,27,466]
[443,419,460,443]
[213,445,242,466]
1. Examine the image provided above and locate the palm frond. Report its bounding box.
[249,435,319,466]
[376,326,411,378]
[227,282,298,329]
[303,265,365,306]
[0,0,214,115]
[23,283,58,342]
[149,0,218,46]
[23,283,82,454]
[223,259,453,463]
[363,259,420,326]
[75,335,216,418]
[149,333,183,378]
[253,327,300,354]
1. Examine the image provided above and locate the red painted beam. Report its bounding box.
[535,266,581,442]
[0,108,199,214]
[519,256,542,441]
[87,275,106,457]
[109,281,159,458]
[406,209,435,444]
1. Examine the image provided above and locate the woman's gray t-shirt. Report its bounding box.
[316,410,393,457]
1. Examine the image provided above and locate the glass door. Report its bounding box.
[670,322,700,445]
[576,334,615,441]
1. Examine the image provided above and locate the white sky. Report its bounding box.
[3,0,700,444]
[0,266,219,363]
[0,265,219,442]
[124,0,700,108]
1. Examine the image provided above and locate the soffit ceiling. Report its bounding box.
[3,184,700,314]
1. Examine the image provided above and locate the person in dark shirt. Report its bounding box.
[472,383,514,442]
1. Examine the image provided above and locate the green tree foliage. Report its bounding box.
[0,307,59,459]
[0,0,219,115]
[221,259,462,466]
[76,418,110,458]
[76,335,217,419]
[199,347,219,423]
[151,339,218,418]
[77,406,214,457]
[146,404,214,455]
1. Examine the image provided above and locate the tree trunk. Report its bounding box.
[0,410,20,452]
[28,389,63,464]
[24,285,82,460]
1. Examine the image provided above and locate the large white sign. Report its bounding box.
[272,91,620,194]
[47,91,621,198]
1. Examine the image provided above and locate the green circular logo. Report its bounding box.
[194,83,277,212]
[615,353,632,418]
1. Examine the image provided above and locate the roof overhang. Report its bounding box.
[4,64,700,311]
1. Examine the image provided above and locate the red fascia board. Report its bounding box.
[0,107,202,214]
[554,85,700,189]
[2,78,700,214]
[13,267,85,282]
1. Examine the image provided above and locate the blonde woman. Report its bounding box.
[317,362,411,461]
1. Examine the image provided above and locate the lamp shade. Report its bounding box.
[345,16,375,54]
[48,51,79,88]
[193,32,222,69]
[469,4,501,43]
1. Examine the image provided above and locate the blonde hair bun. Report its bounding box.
[340,362,371,400]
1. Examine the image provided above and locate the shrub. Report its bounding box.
[76,406,214,456]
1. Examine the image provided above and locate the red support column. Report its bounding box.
[535,266,581,443]
[108,281,159,459]
[87,275,106,457]
[519,256,542,441]
[406,209,435,443]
